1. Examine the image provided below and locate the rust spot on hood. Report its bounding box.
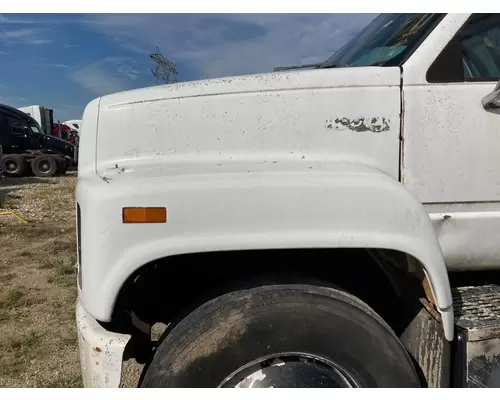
[326,117,391,132]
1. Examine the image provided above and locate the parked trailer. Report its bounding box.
[76,13,500,388]
[0,104,75,177]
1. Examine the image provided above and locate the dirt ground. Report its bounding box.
[0,173,82,387]
[0,172,154,387]
[0,173,83,387]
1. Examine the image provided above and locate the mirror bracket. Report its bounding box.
[482,81,500,113]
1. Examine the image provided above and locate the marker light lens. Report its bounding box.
[123,207,167,224]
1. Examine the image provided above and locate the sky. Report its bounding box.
[0,13,376,122]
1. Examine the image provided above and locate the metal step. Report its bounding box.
[452,284,500,388]
[453,284,500,341]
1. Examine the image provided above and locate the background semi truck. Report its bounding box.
[64,120,82,135]
[17,105,53,136]
[76,13,500,388]
[0,104,76,177]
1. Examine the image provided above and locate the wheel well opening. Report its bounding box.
[103,247,449,388]
[108,247,434,339]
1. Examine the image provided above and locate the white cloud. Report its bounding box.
[0,28,35,39]
[84,14,377,79]
[29,39,52,45]
[68,57,141,95]
[36,63,69,68]
[0,27,52,45]
[0,14,75,25]
[0,14,35,24]
[117,65,140,80]
[0,95,26,107]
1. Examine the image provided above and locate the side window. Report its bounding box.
[427,14,500,83]
[9,118,26,135]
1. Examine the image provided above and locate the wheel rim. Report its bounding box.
[39,161,51,173]
[218,352,359,388]
[5,161,18,173]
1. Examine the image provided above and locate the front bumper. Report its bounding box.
[76,299,131,387]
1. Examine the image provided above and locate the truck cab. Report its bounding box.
[17,105,53,136]
[64,120,82,135]
[76,13,500,388]
[0,104,76,177]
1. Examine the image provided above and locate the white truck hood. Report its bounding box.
[91,66,402,179]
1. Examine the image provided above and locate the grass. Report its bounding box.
[39,255,76,274]
[0,356,24,377]
[8,330,45,356]
[55,258,76,276]
[39,256,77,287]
[0,287,27,310]
[45,375,83,388]
[53,257,77,287]
[0,173,140,387]
[0,174,83,387]
[0,310,9,322]
[38,259,54,270]
[0,329,47,381]
[0,190,13,209]
[18,249,32,257]
[0,329,45,361]
[1,273,16,284]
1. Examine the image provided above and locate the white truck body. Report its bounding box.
[17,105,52,136]
[64,119,82,134]
[76,13,500,387]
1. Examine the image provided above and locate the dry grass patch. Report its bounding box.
[0,287,28,309]
[0,172,82,388]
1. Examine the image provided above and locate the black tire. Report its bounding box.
[55,157,68,175]
[140,285,420,388]
[1,154,26,177]
[32,155,58,177]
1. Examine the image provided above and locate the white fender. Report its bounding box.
[77,160,453,341]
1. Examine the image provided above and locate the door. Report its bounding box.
[403,14,500,204]
[402,14,500,269]
[7,117,30,151]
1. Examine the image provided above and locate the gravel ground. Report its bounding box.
[0,173,81,387]
[0,172,150,388]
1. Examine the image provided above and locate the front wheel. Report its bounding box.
[140,284,420,388]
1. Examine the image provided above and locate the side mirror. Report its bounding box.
[482,81,500,113]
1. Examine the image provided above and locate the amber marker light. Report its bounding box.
[123,207,167,224]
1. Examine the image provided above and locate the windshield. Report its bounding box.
[29,122,43,134]
[323,13,444,68]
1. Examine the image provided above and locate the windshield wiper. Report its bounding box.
[273,62,326,72]
[318,63,339,69]
[273,62,340,72]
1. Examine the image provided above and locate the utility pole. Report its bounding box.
[149,47,179,85]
